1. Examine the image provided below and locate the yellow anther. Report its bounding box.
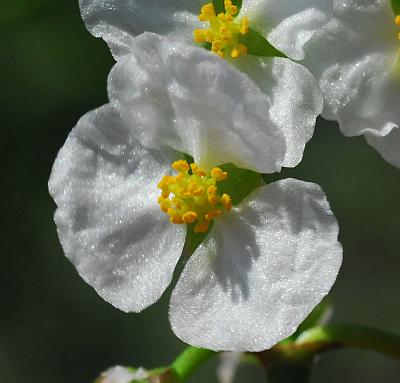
[157,161,233,235]
[221,193,232,210]
[157,175,172,189]
[212,40,223,52]
[158,196,171,212]
[207,185,218,205]
[188,182,198,192]
[224,0,238,15]
[194,1,250,59]
[172,160,190,173]
[217,13,233,22]
[172,197,182,209]
[194,221,210,233]
[396,15,400,26]
[240,17,249,34]
[206,30,214,42]
[174,173,184,182]
[208,196,218,205]
[194,29,208,43]
[231,44,247,58]
[191,163,207,176]
[231,47,240,58]
[201,3,215,16]
[170,215,184,224]
[211,167,228,181]
[205,210,222,221]
[182,211,198,224]
[199,3,215,21]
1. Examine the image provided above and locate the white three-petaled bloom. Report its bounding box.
[96,366,147,383]
[302,0,400,168]
[79,0,333,168]
[49,34,342,351]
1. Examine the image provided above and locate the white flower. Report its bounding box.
[79,0,332,60]
[49,34,342,351]
[302,0,400,168]
[79,0,331,168]
[97,366,147,383]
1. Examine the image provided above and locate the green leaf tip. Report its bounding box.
[392,0,400,15]
[212,0,225,14]
[218,163,264,205]
[240,28,287,58]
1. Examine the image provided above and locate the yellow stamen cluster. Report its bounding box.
[157,160,232,233]
[193,0,249,59]
[396,15,400,41]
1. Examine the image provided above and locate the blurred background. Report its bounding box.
[2,1,400,382]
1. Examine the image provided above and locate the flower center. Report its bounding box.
[157,160,232,233]
[396,15,400,41]
[193,0,249,59]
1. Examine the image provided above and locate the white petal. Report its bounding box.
[99,366,147,383]
[49,105,185,312]
[170,179,342,351]
[79,0,203,59]
[235,56,322,167]
[108,33,286,173]
[366,127,400,169]
[240,0,333,60]
[303,0,400,138]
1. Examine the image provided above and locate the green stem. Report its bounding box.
[257,324,400,372]
[295,324,400,360]
[171,346,216,381]
[255,324,400,383]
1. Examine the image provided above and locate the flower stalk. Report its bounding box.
[171,346,216,381]
[256,324,400,369]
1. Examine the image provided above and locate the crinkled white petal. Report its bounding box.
[235,56,322,167]
[49,104,185,313]
[79,0,204,59]
[303,0,400,138]
[98,366,147,383]
[170,179,342,351]
[240,0,333,60]
[108,33,286,173]
[366,127,400,168]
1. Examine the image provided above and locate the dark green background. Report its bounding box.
[2,1,400,382]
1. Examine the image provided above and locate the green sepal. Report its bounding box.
[183,162,263,257]
[212,0,225,14]
[183,153,195,165]
[240,28,287,58]
[203,42,212,51]
[392,0,400,15]
[217,163,264,205]
[232,0,243,12]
